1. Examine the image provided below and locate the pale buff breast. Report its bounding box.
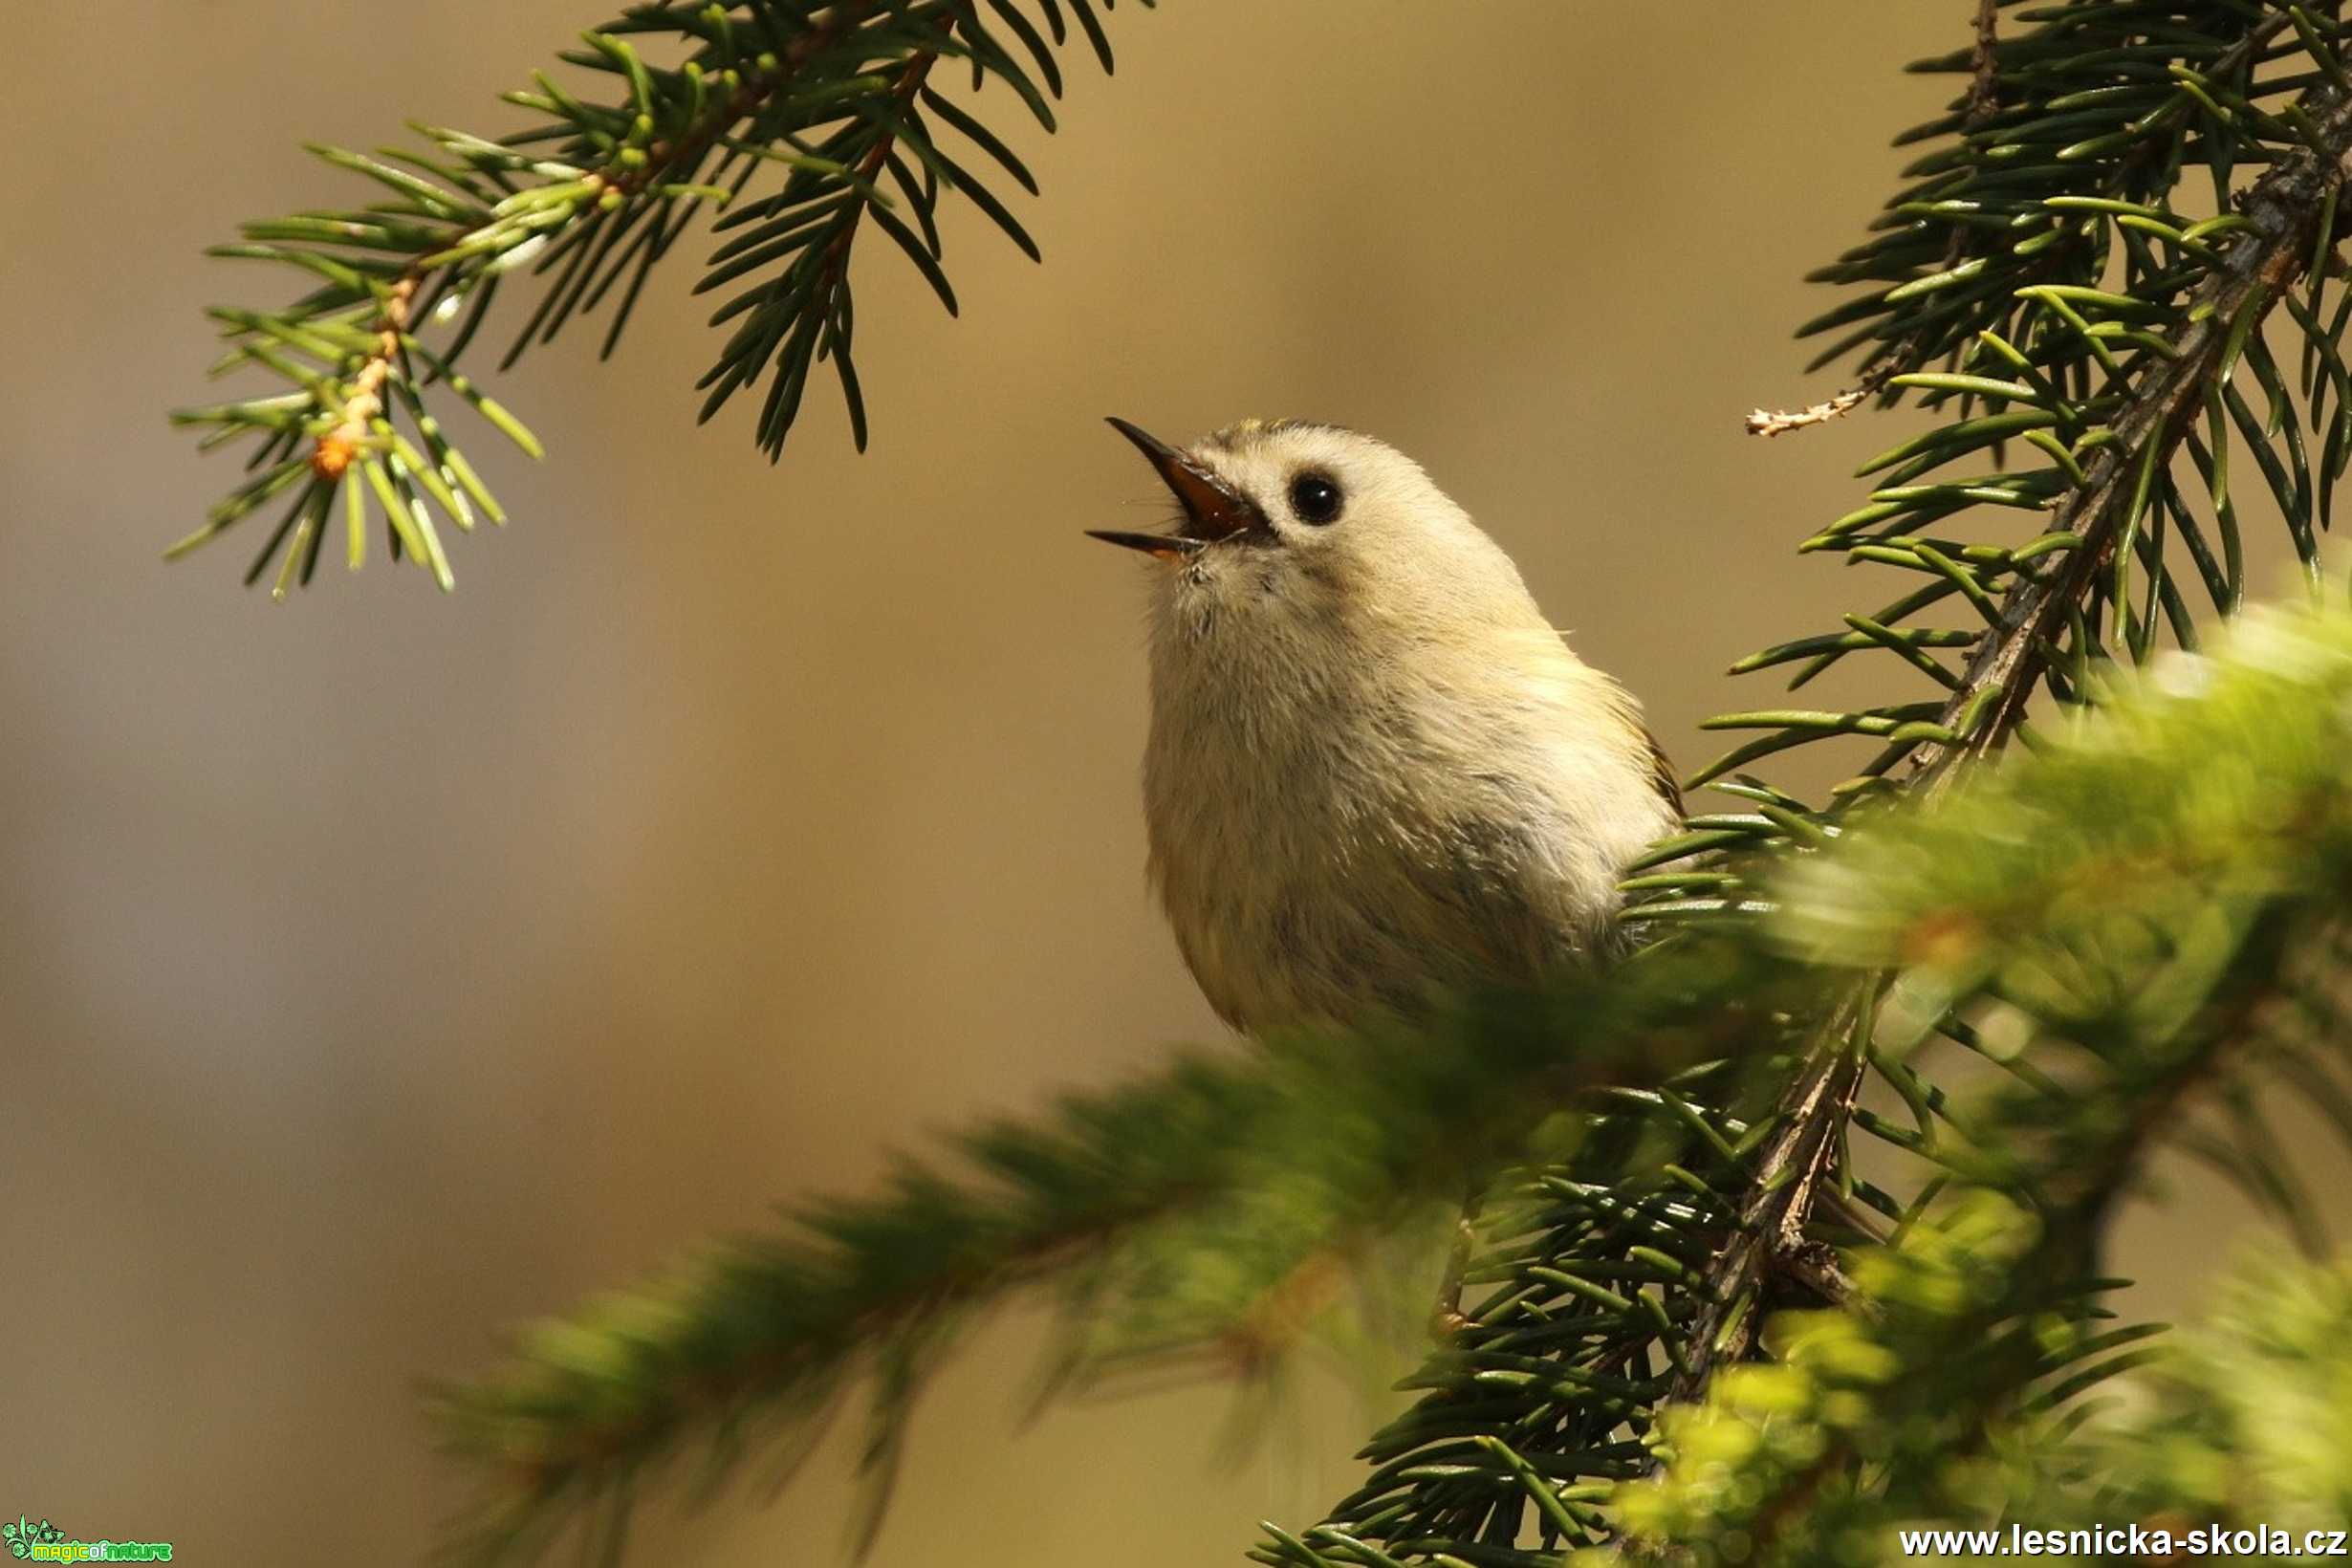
[1142,622,1677,1033]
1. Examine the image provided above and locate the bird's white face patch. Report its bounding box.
[1143,423,1525,648]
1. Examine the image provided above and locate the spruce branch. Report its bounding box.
[1663,0,2352,872]
[169,0,1141,594]
[1915,70,2352,793]
[1604,874,2322,1568]
[1269,596,2352,1567]
[428,963,1799,1565]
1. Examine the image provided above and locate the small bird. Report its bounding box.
[1092,417,1683,1034]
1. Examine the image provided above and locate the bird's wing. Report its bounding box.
[1545,625,1684,821]
[1579,658,1684,821]
[1638,721,1684,818]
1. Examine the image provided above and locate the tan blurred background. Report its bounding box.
[2,3,2341,1563]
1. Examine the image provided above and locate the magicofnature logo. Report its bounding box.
[2,1517,171,1561]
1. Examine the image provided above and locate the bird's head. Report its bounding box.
[1090,417,1537,644]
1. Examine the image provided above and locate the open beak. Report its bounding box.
[1089,417,1263,558]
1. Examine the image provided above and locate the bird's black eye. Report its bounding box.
[1288,470,1343,525]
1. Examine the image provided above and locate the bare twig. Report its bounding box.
[1744,377,1881,438]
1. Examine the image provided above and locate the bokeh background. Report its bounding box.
[3,3,2341,1563]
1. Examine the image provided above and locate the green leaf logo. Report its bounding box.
[3,1517,65,1558]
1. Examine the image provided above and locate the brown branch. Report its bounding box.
[1779,1237,1862,1309]
[813,49,940,288]
[1656,1003,1865,1419]
[1963,0,2003,129]
[312,274,419,479]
